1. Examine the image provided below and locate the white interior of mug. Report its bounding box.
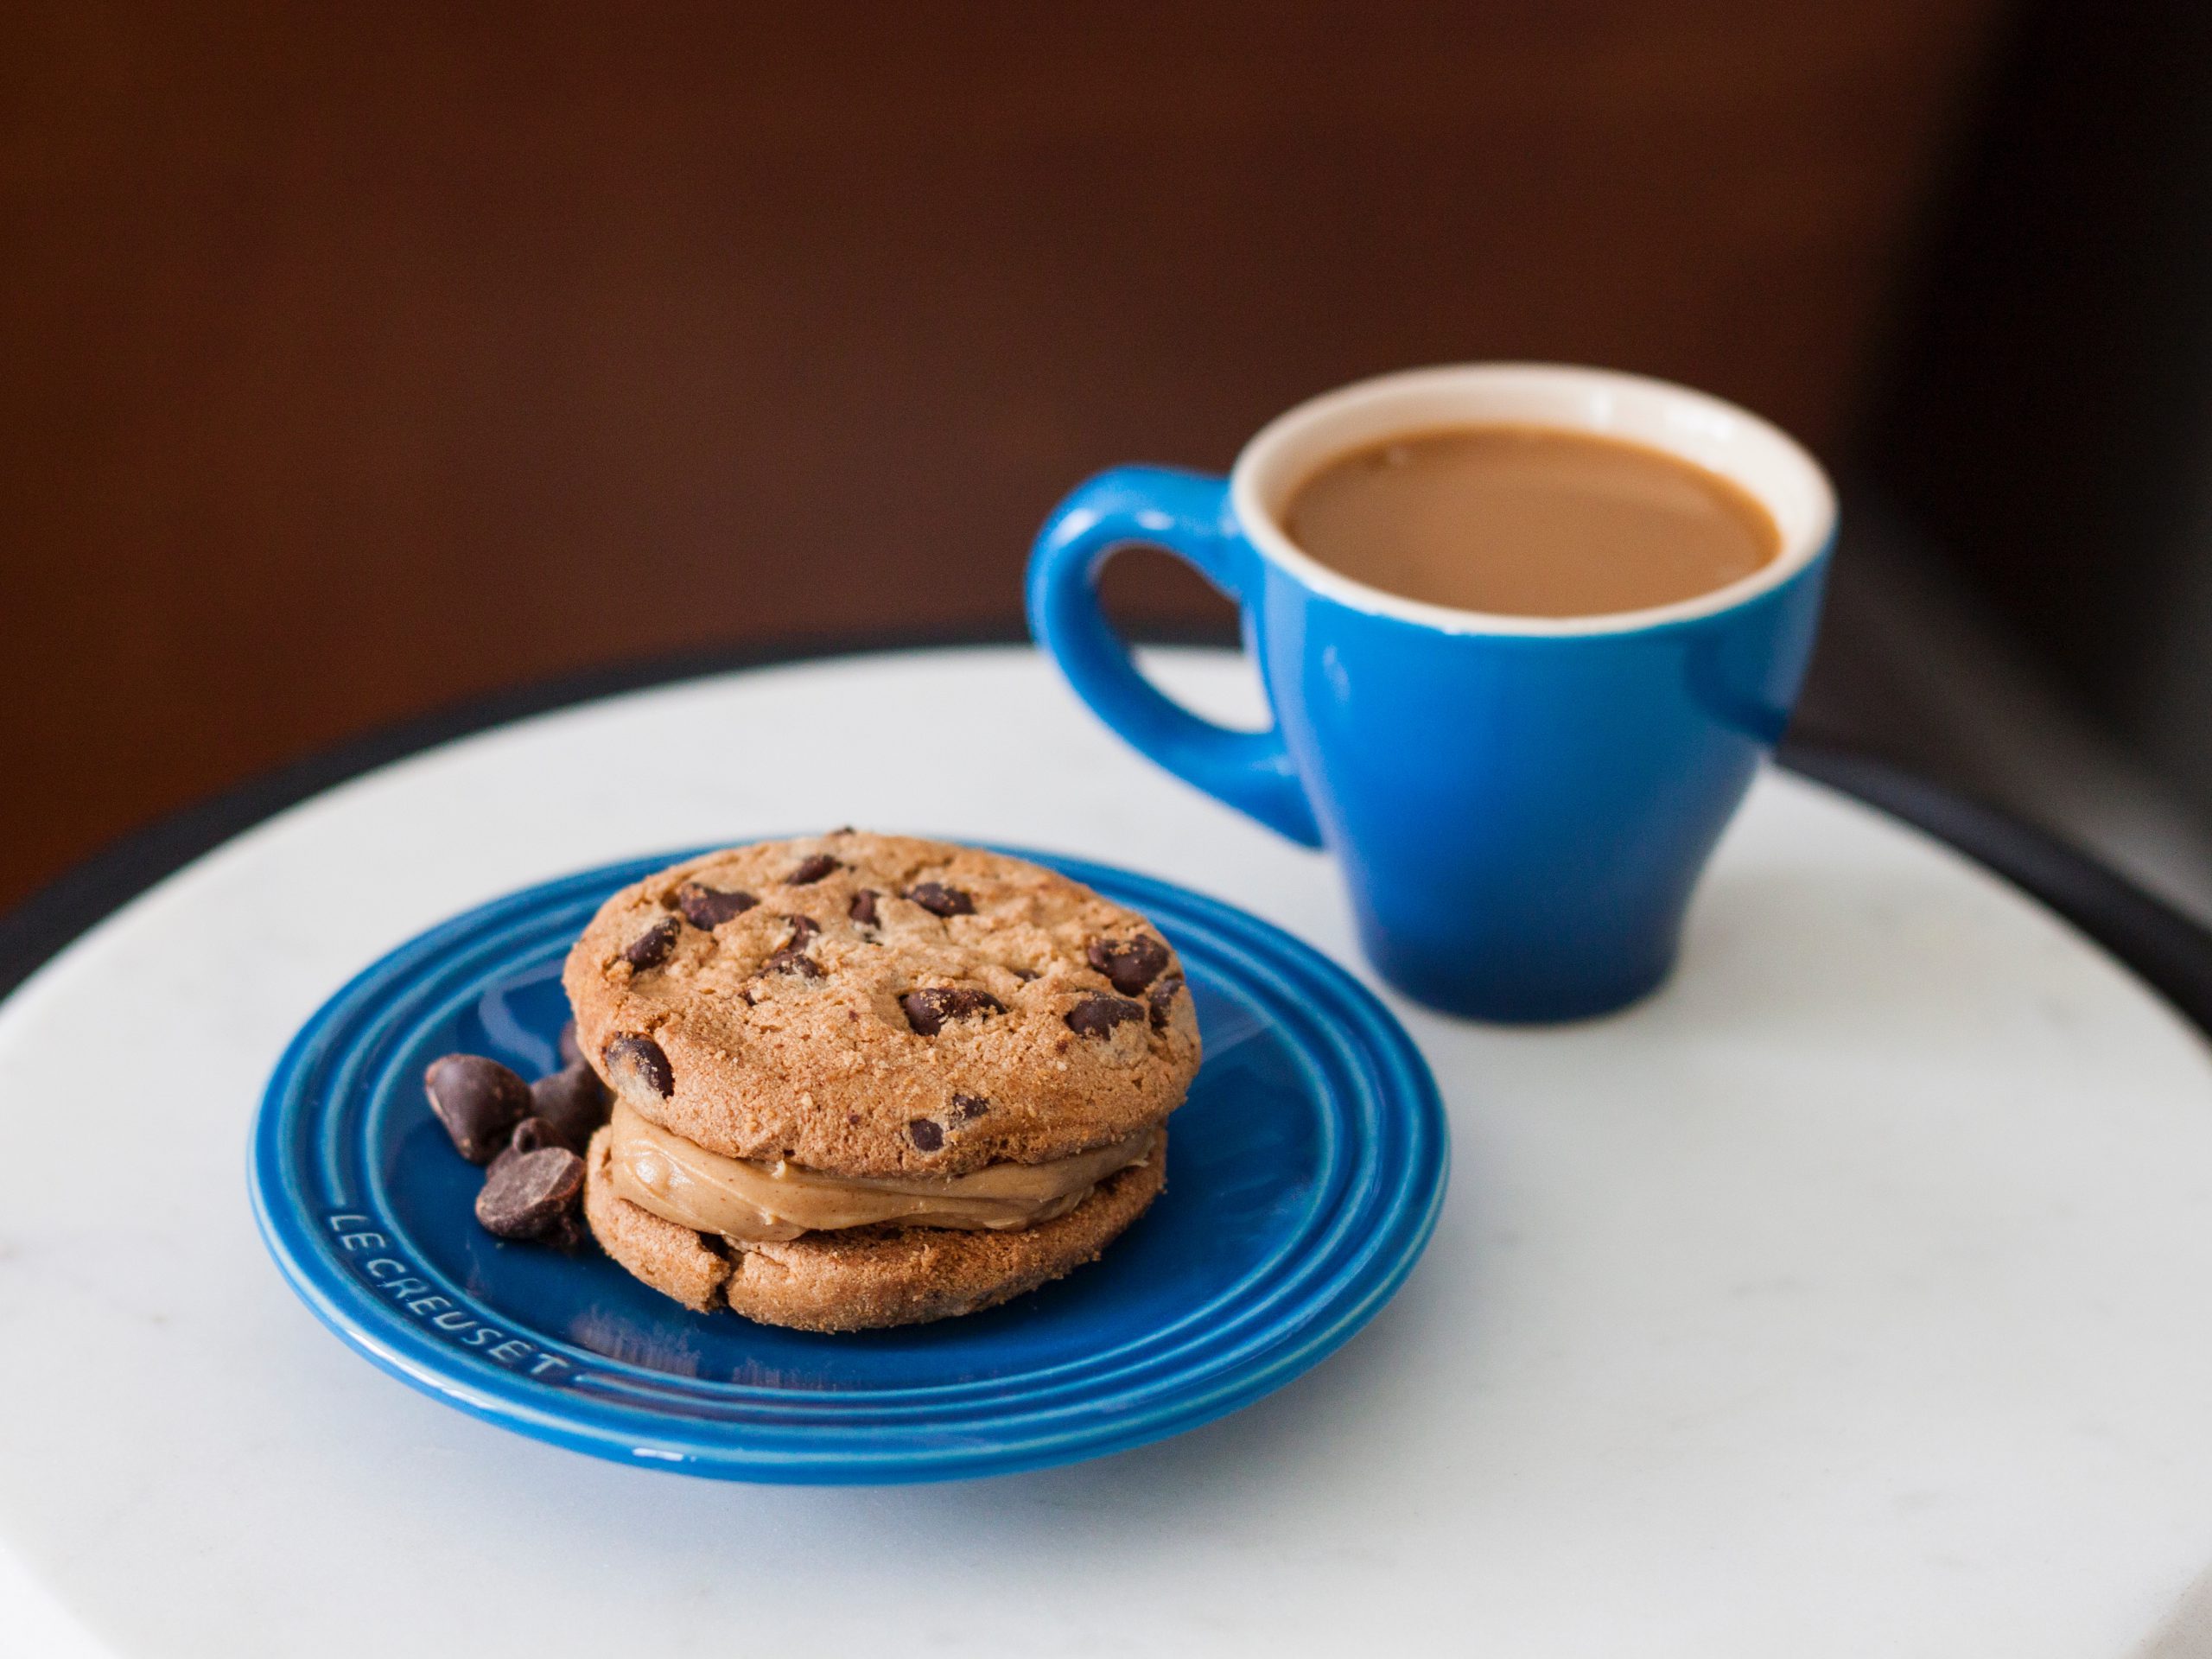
[1230,363,1839,637]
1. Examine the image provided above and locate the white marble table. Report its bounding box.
[5,645,2212,1658]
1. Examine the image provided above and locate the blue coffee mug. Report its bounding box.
[1027,364,1835,1022]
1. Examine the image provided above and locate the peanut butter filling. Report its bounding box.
[603,1099,1159,1244]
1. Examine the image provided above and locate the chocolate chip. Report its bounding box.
[950,1093,989,1121]
[556,1020,582,1067]
[603,1034,673,1097]
[623,917,680,971]
[763,914,823,976]
[899,986,1006,1036]
[905,882,974,918]
[786,854,839,885]
[849,888,880,927]
[531,1060,610,1147]
[1147,974,1185,1030]
[474,1146,586,1241]
[1065,994,1146,1038]
[906,1118,944,1152]
[489,1115,569,1177]
[424,1054,531,1164]
[511,1116,567,1154]
[1087,934,1171,996]
[677,881,756,929]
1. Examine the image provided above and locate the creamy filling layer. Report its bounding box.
[602,1099,1159,1243]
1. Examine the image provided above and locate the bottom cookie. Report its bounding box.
[581,1126,1167,1332]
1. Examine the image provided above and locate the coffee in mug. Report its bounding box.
[1284,424,1783,619]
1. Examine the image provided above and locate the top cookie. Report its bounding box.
[563,832,1200,1178]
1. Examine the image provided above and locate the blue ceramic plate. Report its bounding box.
[251,848,1448,1484]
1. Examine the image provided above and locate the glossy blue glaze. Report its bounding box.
[249,848,1447,1484]
[1030,467,1829,1022]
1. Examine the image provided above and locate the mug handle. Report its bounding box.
[1027,466,1323,848]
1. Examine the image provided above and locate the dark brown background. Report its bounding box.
[3,2,2002,912]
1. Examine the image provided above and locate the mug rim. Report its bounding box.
[1228,363,1838,638]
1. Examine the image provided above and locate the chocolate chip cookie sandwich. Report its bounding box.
[564,831,1199,1332]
